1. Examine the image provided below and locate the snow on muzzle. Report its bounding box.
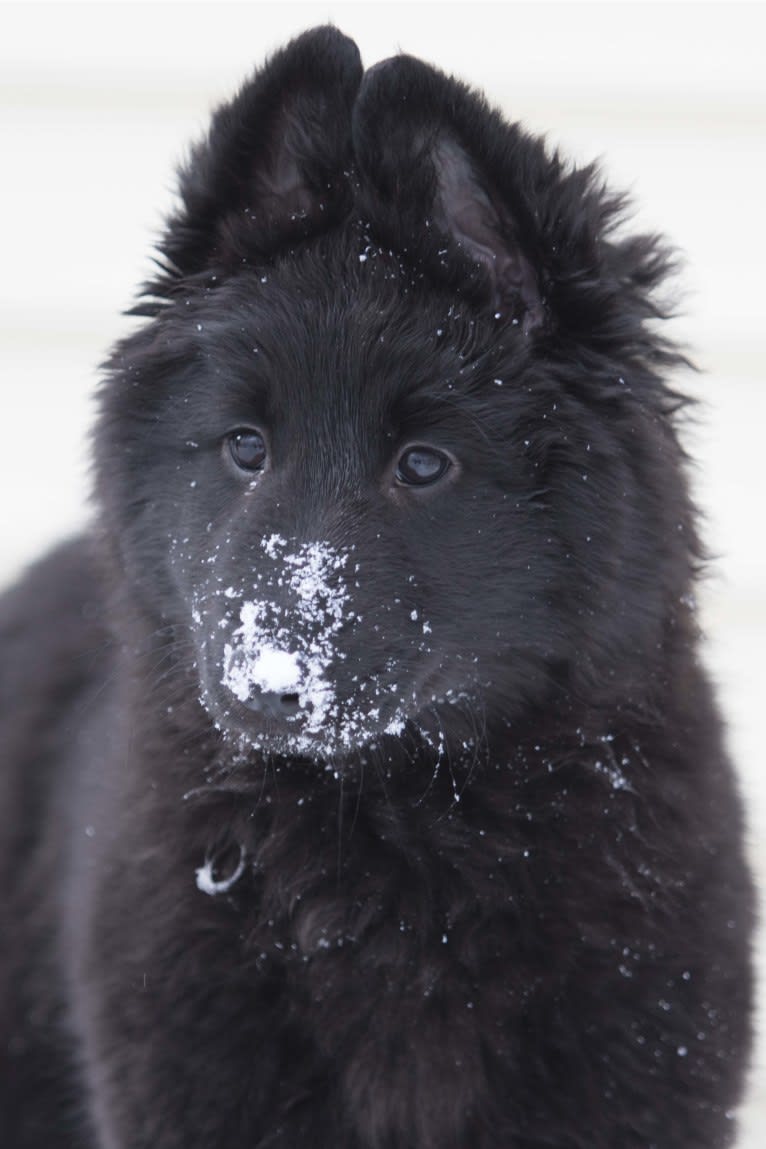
[221,537,356,735]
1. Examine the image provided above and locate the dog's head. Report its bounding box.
[96,27,696,761]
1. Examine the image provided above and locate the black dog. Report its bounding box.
[0,26,754,1149]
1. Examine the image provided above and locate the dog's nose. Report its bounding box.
[242,690,302,719]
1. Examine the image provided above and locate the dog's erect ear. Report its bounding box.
[147,27,362,297]
[353,56,545,333]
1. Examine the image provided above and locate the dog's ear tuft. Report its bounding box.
[142,26,362,303]
[430,135,545,331]
[353,56,546,333]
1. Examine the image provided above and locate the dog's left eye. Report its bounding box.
[396,446,451,487]
[227,429,267,472]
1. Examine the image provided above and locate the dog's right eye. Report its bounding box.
[226,429,267,472]
[395,446,452,487]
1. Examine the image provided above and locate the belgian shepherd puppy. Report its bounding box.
[0,25,754,1149]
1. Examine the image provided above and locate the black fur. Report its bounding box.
[0,26,754,1149]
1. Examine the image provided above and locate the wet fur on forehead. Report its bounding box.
[118,216,681,432]
[131,226,537,417]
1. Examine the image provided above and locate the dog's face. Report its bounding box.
[107,245,564,757]
[97,28,694,761]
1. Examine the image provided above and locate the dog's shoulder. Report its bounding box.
[0,536,112,785]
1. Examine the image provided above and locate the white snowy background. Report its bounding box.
[1,1,764,1141]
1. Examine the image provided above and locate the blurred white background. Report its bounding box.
[1,0,764,1141]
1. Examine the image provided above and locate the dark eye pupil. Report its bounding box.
[229,430,267,471]
[396,447,449,486]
